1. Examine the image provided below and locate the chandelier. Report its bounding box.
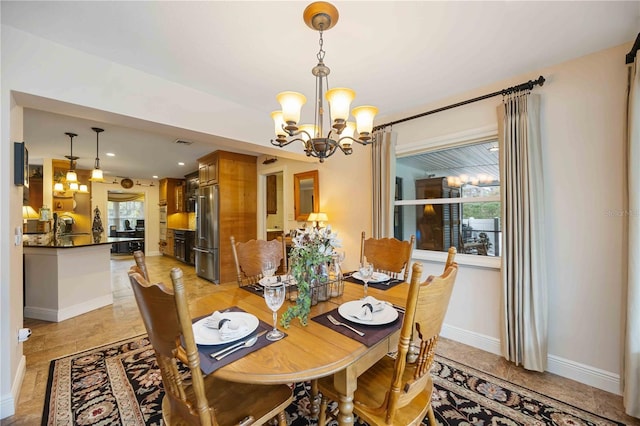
[270,1,378,163]
[53,132,88,193]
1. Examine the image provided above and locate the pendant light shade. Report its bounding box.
[64,132,79,188]
[90,127,105,182]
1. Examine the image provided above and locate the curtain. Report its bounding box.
[497,92,548,371]
[371,129,396,238]
[108,192,145,202]
[624,55,640,418]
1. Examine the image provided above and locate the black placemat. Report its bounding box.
[311,307,403,347]
[190,306,286,375]
[344,272,405,290]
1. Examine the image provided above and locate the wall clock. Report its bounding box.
[120,178,134,189]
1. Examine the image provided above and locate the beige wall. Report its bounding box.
[257,149,373,273]
[391,42,630,393]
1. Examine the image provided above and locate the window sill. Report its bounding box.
[413,249,501,270]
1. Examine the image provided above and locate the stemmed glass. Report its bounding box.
[263,281,286,341]
[358,262,374,297]
[262,260,276,279]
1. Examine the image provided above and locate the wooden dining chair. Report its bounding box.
[317,260,459,426]
[445,246,457,270]
[230,236,286,287]
[360,231,416,281]
[128,266,292,425]
[132,250,150,281]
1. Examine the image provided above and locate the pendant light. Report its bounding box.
[64,132,79,188]
[90,127,105,182]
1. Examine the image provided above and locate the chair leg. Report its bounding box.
[318,396,328,426]
[426,404,436,425]
[310,379,320,418]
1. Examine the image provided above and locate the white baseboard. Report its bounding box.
[0,355,25,419]
[440,324,621,395]
[24,294,113,322]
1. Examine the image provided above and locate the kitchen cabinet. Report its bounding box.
[28,177,43,211]
[198,152,218,186]
[185,171,199,212]
[159,178,186,214]
[266,174,277,214]
[415,177,460,251]
[164,228,175,257]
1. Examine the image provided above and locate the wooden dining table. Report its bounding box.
[188,279,410,426]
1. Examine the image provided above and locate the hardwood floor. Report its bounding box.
[2,254,637,425]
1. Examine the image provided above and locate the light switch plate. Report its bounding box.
[15,226,22,246]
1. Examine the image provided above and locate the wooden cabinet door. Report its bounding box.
[198,152,218,186]
[159,179,168,205]
[174,180,185,212]
[165,229,175,257]
[266,174,277,214]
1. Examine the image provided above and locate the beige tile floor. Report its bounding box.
[2,254,638,425]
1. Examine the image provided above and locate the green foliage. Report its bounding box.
[462,202,500,219]
[280,227,340,328]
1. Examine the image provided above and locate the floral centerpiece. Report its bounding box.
[280,226,341,328]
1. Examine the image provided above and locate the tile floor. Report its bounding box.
[2,254,638,425]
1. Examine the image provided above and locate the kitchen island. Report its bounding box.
[23,235,143,322]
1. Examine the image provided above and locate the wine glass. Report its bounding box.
[262,260,276,279]
[358,262,374,297]
[263,282,286,341]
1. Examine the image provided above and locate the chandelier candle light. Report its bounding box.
[270,1,378,162]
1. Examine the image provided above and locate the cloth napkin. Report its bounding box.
[352,296,386,321]
[204,311,249,341]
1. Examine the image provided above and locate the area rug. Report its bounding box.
[42,335,623,425]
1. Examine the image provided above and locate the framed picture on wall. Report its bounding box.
[14,142,29,188]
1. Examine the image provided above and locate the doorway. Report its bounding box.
[107,191,145,255]
[265,171,284,240]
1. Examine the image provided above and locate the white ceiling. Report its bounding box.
[3,1,639,179]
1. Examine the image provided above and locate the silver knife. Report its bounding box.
[215,330,268,361]
[210,330,266,359]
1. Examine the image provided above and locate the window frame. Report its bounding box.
[395,125,501,270]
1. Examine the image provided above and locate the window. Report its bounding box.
[395,139,501,258]
[107,192,145,231]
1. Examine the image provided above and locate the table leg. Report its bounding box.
[333,367,357,426]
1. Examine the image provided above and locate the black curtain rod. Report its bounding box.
[626,32,640,64]
[373,75,546,131]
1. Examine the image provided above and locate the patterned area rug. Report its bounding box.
[42,335,623,426]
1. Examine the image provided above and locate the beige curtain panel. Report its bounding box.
[371,129,397,239]
[624,55,640,418]
[498,92,548,372]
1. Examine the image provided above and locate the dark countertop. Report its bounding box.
[24,235,143,248]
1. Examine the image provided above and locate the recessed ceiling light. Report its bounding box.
[178,162,185,166]
[106,152,115,157]
[152,175,158,179]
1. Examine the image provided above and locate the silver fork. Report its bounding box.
[327,315,365,336]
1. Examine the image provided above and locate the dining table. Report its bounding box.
[188,277,410,426]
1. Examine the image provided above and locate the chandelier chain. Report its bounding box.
[317,30,325,62]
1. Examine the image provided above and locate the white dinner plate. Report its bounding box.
[352,271,390,283]
[337,300,399,325]
[259,275,295,287]
[192,312,259,345]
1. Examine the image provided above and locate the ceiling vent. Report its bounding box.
[174,139,193,145]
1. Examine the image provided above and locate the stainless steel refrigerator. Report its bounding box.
[194,184,219,283]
